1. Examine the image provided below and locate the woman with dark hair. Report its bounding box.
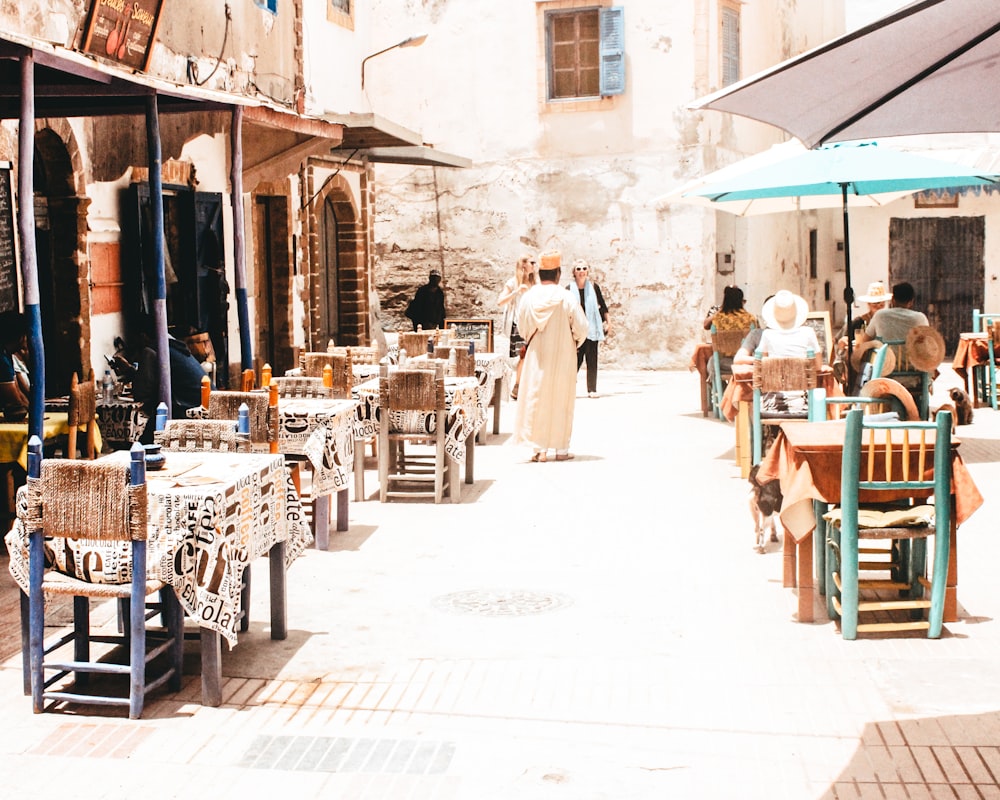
[703,285,756,332]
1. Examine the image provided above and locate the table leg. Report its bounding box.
[945,523,958,624]
[269,540,287,640]
[465,433,474,485]
[336,486,349,531]
[313,495,330,550]
[492,376,502,435]
[448,455,462,503]
[783,532,796,588]
[797,531,814,623]
[812,503,827,597]
[353,437,365,502]
[200,628,222,707]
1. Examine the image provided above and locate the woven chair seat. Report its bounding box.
[40,570,167,597]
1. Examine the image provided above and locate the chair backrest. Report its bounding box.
[841,407,951,519]
[432,344,476,377]
[871,339,931,419]
[26,458,146,543]
[206,389,277,446]
[710,326,750,359]
[752,353,818,393]
[300,352,352,396]
[379,364,445,418]
[807,388,901,422]
[155,419,250,452]
[329,345,379,365]
[270,376,332,399]
[973,309,1000,346]
[398,331,435,357]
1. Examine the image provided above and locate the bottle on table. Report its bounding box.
[102,369,115,403]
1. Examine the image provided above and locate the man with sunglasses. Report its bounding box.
[567,259,610,398]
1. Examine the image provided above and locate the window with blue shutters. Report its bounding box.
[255,0,278,14]
[545,6,624,101]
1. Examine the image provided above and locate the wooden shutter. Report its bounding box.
[721,5,740,87]
[599,7,625,97]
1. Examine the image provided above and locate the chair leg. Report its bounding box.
[239,566,251,633]
[840,528,859,640]
[163,588,184,693]
[129,590,146,719]
[74,596,90,689]
[19,591,29,695]
[826,525,841,620]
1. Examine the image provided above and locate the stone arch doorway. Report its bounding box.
[33,125,87,397]
[313,173,366,347]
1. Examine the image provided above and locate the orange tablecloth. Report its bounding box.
[952,332,992,406]
[690,343,714,415]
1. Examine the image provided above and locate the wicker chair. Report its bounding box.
[204,387,279,452]
[377,363,452,503]
[270,376,332,399]
[397,331,435,358]
[751,351,820,464]
[433,344,476,377]
[22,444,183,718]
[330,345,379,365]
[709,325,752,420]
[155,419,251,452]
[67,370,98,459]
[300,352,353,397]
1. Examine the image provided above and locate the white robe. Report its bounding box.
[512,283,589,451]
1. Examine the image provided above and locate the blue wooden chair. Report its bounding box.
[709,324,752,420]
[751,350,820,464]
[824,408,952,640]
[870,339,932,419]
[972,309,1000,409]
[24,440,183,718]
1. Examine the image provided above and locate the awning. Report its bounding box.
[364,146,472,168]
[323,112,471,168]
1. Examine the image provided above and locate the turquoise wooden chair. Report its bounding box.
[751,349,819,464]
[24,440,183,718]
[708,324,752,420]
[824,408,952,640]
[972,309,1000,410]
[870,339,932,419]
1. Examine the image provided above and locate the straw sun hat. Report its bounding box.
[906,325,946,371]
[850,339,896,374]
[761,290,809,330]
[857,281,889,304]
[861,377,920,421]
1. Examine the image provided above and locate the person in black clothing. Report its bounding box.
[405,269,447,331]
[567,259,610,398]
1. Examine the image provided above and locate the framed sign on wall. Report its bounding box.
[81,0,165,72]
[444,318,494,353]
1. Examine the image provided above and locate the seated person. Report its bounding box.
[0,311,29,418]
[755,291,821,419]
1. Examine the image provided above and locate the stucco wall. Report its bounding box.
[365,0,846,367]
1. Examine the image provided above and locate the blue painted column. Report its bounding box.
[18,54,44,440]
[146,94,172,417]
[231,106,252,371]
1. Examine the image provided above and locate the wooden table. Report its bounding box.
[0,411,103,468]
[6,449,312,706]
[275,396,361,549]
[952,331,992,406]
[758,420,983,623]
[353,374,480,502]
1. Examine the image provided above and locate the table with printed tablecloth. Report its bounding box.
[352,374,481,499]
[5,449,312,707]
[473,352,513,438]
[275,396,361,548]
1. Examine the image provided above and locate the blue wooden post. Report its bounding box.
[146,95,172,419]
[18,56,44,441]
[128,443,146,718]
[232,106,252,371]
[155,402,168,432]
[26,436,43,711]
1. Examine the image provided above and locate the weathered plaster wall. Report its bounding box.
[366,0,846,367]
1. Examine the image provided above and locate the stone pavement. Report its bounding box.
[2,367,1000,799]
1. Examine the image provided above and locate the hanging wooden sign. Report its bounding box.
[81,0,166,72]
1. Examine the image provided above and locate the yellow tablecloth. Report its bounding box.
[0,412,103,468]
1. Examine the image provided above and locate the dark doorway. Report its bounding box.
[254,194,293,376]
[888,216,984,352]
[319,194,342,347]
[34,129,83,397]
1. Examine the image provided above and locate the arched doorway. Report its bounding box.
[33,127,85,397]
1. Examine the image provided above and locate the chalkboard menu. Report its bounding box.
[0,166,18,315]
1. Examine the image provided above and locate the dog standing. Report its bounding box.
[949,387,974,426]
[748,464,782,553]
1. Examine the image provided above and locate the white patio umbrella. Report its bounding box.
[688,0,1000,147]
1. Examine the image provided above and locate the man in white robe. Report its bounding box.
[512,252,588,462]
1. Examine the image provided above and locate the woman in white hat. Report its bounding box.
[833,280,889,387]
[757,290,822,368]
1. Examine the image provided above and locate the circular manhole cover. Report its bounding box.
[432,589,573,617]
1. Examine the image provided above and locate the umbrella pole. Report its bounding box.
[842,184,856,389]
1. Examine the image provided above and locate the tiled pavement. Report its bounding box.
[2,367,1000,799]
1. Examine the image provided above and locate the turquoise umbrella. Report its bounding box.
[687,141,1000,371]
